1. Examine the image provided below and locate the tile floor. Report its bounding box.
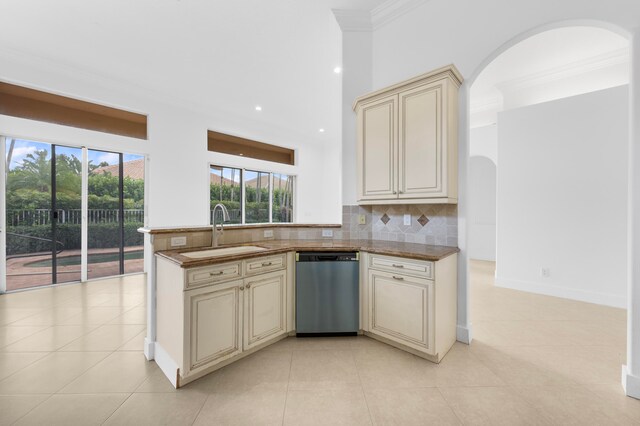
[0,260,637,425]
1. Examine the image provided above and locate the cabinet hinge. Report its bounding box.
[295,253,299,262]
[356,252,360,261]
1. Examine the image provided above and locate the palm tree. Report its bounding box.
[9,149,51,193]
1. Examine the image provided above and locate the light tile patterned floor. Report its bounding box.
[0,261,637,425]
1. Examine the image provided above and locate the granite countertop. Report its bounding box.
[156,239,460,268]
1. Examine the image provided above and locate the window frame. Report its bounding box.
[208,162,295,226]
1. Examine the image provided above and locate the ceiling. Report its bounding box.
[0,0,387,145]
[471,26,629,127]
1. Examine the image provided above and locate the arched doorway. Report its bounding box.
[459,21,637,397]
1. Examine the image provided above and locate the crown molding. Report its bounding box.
[332,9,372,32]
[333,0,430,33]
[495,47,630,93]
[371,0,430,30]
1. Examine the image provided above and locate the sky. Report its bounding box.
[5,138,142,171]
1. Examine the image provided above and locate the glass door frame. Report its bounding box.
[0,136,7,293]
[1,135,147,293]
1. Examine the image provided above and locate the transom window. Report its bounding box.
[210,165,294,225]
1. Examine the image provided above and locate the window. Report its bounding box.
[272,173,294,223]
[210,165,242,224]
[209,165,294,225]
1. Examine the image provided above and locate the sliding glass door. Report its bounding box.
[5,139,55,290]
[87,150,144,280]
[53,145,83,284]
[3,137,144,291]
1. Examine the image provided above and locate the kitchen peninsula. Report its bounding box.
[145,233,458,388]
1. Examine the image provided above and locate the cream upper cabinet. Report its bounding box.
[354,65,462,204]
[357,95,398,200]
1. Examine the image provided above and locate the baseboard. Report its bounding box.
[494,276,626,309]
[622,365,640,399]
[154,343,179,388]
[456,324,472,344]
[144,337,155,361]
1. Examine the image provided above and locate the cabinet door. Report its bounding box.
[357,95,398,200]
[187,280,243,372]
[368,270,434,354]
[398,81,444,198]
[244,270,287,350]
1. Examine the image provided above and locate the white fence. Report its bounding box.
[7,209,144,226]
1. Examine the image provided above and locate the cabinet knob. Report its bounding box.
[210,271,224,276]
[239,286,245,290]
[392,275,404,280]
[261,262,272,267]
[391,264,404,268]
[246,283,251,289]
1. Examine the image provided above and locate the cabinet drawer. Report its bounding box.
[186,262,242,289]
[244,254,286,276]
[369,254,433,279]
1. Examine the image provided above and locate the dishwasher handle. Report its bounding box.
[296,252,358,262]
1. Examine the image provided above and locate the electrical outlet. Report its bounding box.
[540,267,550,278]
[404,214,411,226]
[322,229,333,238]
[358,214,366,225]
[263,230,274,238]
[171,236,187,247]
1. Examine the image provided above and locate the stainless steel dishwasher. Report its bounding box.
[295,251,359,336]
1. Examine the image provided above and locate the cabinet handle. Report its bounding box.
[210,271,225,276]
[261,262,272,267]
[391,264,404,268]
[392,275,404,280]
[246,284,251,289]
[239,286,244,290]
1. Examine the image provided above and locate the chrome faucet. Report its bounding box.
[212,203,230,247]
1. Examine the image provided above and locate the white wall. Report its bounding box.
[371,0,639,89]
[470,125,498,164]
[0,43,343,227]
[496,86,628,307]
[342,31,372,205]
[468,156,496,261]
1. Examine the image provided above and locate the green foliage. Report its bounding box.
[5,149,144,211]
[209,182,293,224]
[6,223,143,255]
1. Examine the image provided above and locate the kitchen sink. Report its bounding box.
[181,246,268,259]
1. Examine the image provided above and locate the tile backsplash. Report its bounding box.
[340,204,458,246]
[148,203,458,252]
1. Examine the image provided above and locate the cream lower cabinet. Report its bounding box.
[363,252,457,362]
[155,253,293,388]
[368,270,435,354]
[243,270,287,350]
[187,279,243,371]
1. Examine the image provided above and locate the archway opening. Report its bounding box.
[465,24,630,389]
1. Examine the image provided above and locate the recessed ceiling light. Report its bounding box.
[334,67,342,74]
[319,128,325,133]
[255,105,262,111]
